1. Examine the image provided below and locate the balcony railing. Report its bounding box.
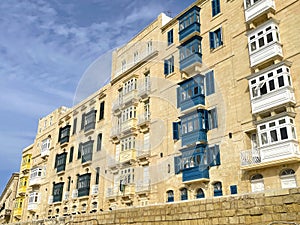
[137,113,150,126]
[138,81,151,98]
[122,90,138,105]
[112,98,123,112]
[241,141,300,169]
[136,181,150,193]
[244,0,275,22]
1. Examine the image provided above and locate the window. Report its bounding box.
[77,143,82,160]
[78,173,91,197]
[230,185,238,195]
[205,70,215,95]
[95,167,100,185]
[208,108,218,130]
[134,51,139,64]
[180,188,188,200]
[212,0,220,16]
[67,177,71,191]
[249,65,292,99]
[53,182,64,203]
[81,113,86,130]
[167,29,173,45]
[248,23,280,54]
[167,190,174,202]
[121,137,136,151]
[99,102,105,120]
[69,147,74,163]
[147,40,153,54]
[81,140,94,163]
[280,169,297,189]
[196,188,205,199]
[121,106,137,122]
[258,117,297,147]
[207,145,220,166]
[209,28,223,49]
[55,153,67,173]
[164,56,174,75]
[172,122,180,140]
[30,167,43,180]
[28,192,39,204]
[121,60,126,73]
[213,182,223,196]
[58,125,71,144]
[123,78,137,95]
[120,168,135,191]
[251,174,264,192]
[41,138,50,155]
[73,118,77,135]
[97,133,102,151]
[84,110,96,132]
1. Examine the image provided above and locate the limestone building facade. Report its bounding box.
[9,0,300,221]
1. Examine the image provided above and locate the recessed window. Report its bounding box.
[251,174,264,192]
[213,182,223,196]
[164,56,174,75]
[180,188,188,200]
[167,190,174,202]
[280,169,297,189]
[167,29,173,45]
[209,28,223,49]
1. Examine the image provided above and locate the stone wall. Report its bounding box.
[8,188,300,225]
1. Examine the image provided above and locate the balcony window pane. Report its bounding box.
[270,130,278,142]
[260,83,267,95]
[280,127,288,140]
[258,37,264,48]
[266,33,273,43]
[252,87,258,98]
[278,76,284,87]
[261,133,268,145]
[269,80,275,91]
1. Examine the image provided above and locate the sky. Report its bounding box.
[0,0,196,194]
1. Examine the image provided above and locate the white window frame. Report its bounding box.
[121,136,136,151]
[41,138,51,154]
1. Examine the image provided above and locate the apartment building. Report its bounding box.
[10,0,300,220]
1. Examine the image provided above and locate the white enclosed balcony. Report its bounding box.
[41,138,50,158]
[28,192,40,211]
[244,0,275,23]
[248,19,282,67]
[29,167,43,186]
[241,116,300,170]
[248,63,295,114]
[138,78,151,99]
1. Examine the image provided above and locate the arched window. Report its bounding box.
[180,188,188,200]
[167,190,174,202]
[280,169,296,189]
[213,182,223,196]
[250,174,264,192]
[196,188,205,199]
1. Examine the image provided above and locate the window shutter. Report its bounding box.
[81,113,85,130]
[172,122,179,140]
[171,56,174,73]
[212,0,216,16]
[97,133,102,151]
[177,87,180,108]
[54,155,58,168]
[73,118,77,135]
[174,156,182,174]
[99,102,105,120]
[206,70,215,95]
[164,60,168,75]
[204,110,209,130]
[216,0,221,15]
[69,147,74,163]
[77,143,82,159]
[215,145,221,165]
[212,108,218,128]
[217,27,223,46]
[209,32,215,49]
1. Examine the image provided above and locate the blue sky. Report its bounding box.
[0,0,195,193]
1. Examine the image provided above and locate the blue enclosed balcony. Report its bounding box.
[177,75,205,111]
[178,6,201,41]
[182,165,209,183]
[179,36,202,72]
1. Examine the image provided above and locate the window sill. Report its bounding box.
[165,72,176,79]
[166,43,176,50]
[211,12,223,22]
[210,44,224,53]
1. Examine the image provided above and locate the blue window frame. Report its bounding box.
[180,188,188,200]
[167,29,173,45]
[172,122,180,140]
[205,70,215,96]
[177,75,205,111]
[178,6,200,41]
[207,145,220,166]
[212,0,221,17]
[209,28,223,49]
[208,108,218,130]
[213,182,223,196]
[179,36,202,70]
[164,56,174,75]
[196,188,205,199]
